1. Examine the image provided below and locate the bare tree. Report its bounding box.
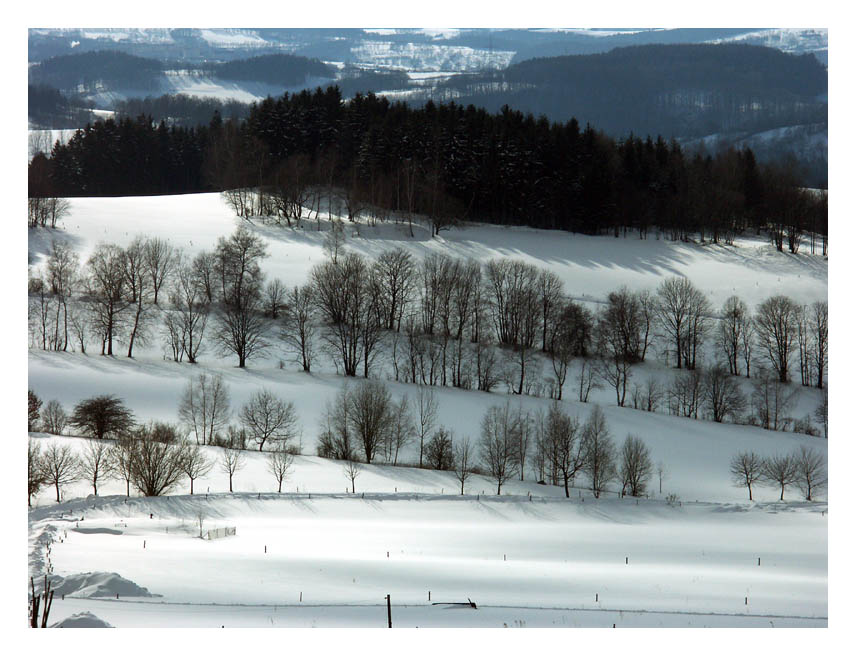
[264,278,287,319]
[814,390,828,440]
[656,277,710,370]
[387,395,415,465]
[632,377,664,412]
[28,389,43,431]
[79,439,115,496]
[374,248,416,331]
[220,448,245,493]
[178,373,231,446]
[702,366,747,423]
[793,446,826,501]
[122,237,153,358]
[213,226,268,305]
[537,269,564,352]
[28,439,47,506]
[581,406,616,498]
[191,250,217,304]
[240,389,300,452]
[514,408,532,480]
[453,437,475,495]
[311,253,379,377]
[415,386,438,468]
[110,438,135,496]
[323,218,346,263]
[730,451,763,501]
[46,241,79,351]
[144,237,177,306]
[425,427,455,471]
[43,442,80,503]
[620,435,653,497]
[343,459,362,493]
[215,289,270,368]
[761,454,798,501]
[718,295,750,376]
[128,426,188,497]
[545,404,584,497]
[317,384,354,461]
[267,447,295,493]
[348,380,393,464]
[282,284,316,372]
[751,370,797,431]
[595,351,633,407]
[168,262,209,364]
[599,287,648,363]
[577,358,600,402]
[810,301,828,389]
[28,270,54,351]
[755,295,799,383]
[181,441,213,495]
[69,395,135,440]
[667,369,703,419]
[86,243,130,356]
[479,402,520,495]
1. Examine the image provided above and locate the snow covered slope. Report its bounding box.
[29,456,827,627]
[27,192,828,627]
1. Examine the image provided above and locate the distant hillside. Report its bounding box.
[427,44,827,139]
[29,50,165,93]
[205,53,335,87]
[28,50,335,99]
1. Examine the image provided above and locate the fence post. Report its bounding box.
[386,594,392,628]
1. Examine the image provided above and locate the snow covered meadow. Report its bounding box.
[27,192,828,628]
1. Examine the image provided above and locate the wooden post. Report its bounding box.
[386,594,392,628]
[626,557,628,564]
[745,597,748,605]
[596,593,599,602]
[758,557,761,566]
[428,590,431,601]
[300,592,302,602]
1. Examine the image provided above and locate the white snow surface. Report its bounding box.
[28,192,828,627]
[30,458,827,627]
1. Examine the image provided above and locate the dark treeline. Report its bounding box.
[28,84,96,129]
[29,50,164,93]
[28,50,334,96]
[427,44,827,140]
[202,53,335,86]
[114,94,251,128]
[38,85,827,245]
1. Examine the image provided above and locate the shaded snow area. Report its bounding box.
[51,612,114,628]
[39,572,159,598]
[31,491,826,628]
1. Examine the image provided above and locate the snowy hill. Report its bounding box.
[27,192,828,627]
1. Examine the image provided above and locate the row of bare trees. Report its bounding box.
[29,230,827,397]
[28,430,298,505]
[478,402,655,499]
[729,446,827,501]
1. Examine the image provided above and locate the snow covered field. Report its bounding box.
[29,460,827,628]
[27,192,828,628]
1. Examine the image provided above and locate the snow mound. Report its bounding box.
[48,572,160,598]
[51,611,114,628]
